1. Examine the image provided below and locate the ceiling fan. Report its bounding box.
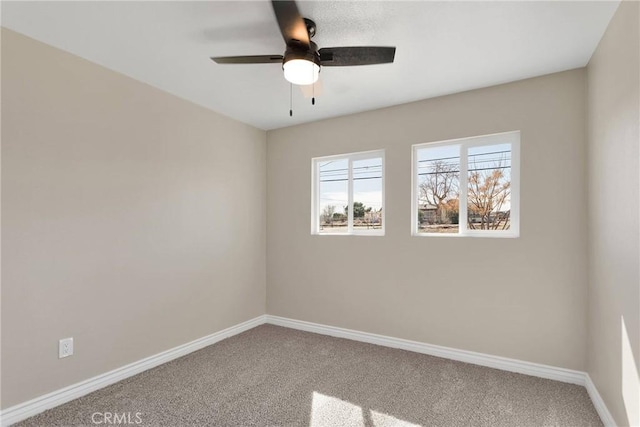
[211,0,396,88]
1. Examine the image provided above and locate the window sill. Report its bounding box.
[412,232,519,238]
[313,231,385,237]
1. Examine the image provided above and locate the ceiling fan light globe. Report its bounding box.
[283,59,320,85]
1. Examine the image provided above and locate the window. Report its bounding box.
[412,131,520,237]
[312,150,384,235]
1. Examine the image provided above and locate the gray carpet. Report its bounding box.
[16,325,602,426]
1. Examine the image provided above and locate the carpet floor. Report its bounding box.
[16,324,602,427]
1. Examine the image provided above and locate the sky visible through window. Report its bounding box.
[417,142,512,233]
[315,142,512,234]
[319,158,383,212]
[318,156,383,232]
[467,143,512,213]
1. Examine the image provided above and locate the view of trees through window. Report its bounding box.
[313,136,516,237]
[417,145,461,233]
[467,144,512,231]
[416,141,512,234]
[317,156,383,233]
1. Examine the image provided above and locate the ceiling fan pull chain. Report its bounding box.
[289,82,293,117]
[312,68,315,106]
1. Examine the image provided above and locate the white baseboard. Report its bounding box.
[2,314,615,427]
[585,374,617,426]
[266,315,586,385]
[0,315,267,427]
[266,315,619,425]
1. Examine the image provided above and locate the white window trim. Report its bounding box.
[411,131,520,238]
[311,149,385,236]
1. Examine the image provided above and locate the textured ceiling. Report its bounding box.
[1,1,619,130]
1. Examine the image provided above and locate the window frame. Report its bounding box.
[411,131,520,238]
[311,149,385,236]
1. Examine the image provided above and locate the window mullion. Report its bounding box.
[312,160,318,233]
[459,145,468,235]
[348,157,354,232]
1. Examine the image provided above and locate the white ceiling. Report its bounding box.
[2,1,619,130]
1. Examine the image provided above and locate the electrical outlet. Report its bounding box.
[59,337,73,358]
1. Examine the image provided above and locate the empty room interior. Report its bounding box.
[1,0,639,426]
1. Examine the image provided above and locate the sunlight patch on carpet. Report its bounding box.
[310,391,423,427]
[310,392,364,427]
[370,409,422,427]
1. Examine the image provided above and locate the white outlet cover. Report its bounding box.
[59,337,74,358]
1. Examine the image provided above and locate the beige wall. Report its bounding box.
[5,5,636,417]
[1,29,266,408]
[267,69,588,371]
[586,2,640,426]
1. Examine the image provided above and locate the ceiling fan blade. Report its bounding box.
[319,47,396,67]
[271,0,309,47]
[211,55,284,64]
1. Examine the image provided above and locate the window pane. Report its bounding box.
[416,145,460,234]
[318,158,348,233]
[467,143,512,231]
[353,157,383,231]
